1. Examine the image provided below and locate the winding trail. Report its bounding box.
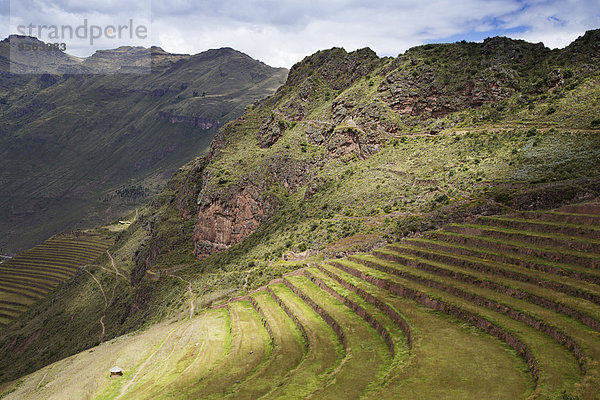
[82,267,107,309]
[117,322,185,398]
[106,251,122,306]
[106,250,127,281]
[167,273,195,319]
[99,315,105,342]
[82,266,108,342]
[82,254,123,343]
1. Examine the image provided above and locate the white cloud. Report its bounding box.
[501,0,600,48]
[1,0,598,66]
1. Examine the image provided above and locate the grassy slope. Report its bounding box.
[266,283,343,398]
[285,274,392,398]
[318,263,532,399]
[1,31,600,395]
[2,203,600,398]
[226,291,305,399]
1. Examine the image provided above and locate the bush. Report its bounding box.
[434,194,448,204]
[393,215,434,239]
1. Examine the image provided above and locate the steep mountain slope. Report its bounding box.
[0,29,599,394]
[186,29,600,262]
[0,36,287,254]
[2,200,600,399]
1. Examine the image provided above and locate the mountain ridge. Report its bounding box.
[0,29,599,392]
[185,29,600,261]
[0,36,288,254]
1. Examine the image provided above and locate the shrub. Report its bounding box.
[394,215,434,239]
[435,194,448,204]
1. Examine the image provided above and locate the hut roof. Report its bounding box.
[110,366,123,373]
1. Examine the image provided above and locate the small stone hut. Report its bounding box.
[110,366,123,377]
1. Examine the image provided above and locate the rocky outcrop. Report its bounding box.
[257,114,287,148]
[191,148,320,258]
[174,160,206,220]
[187,31,600,263]
[192,184,270,257]
[157,111,222,130]
[286,47,380,91]
[378,64,514,119]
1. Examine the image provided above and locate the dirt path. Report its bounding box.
[188,282,195,319]
[117,322,185,398]
[99,315,105,341]
[167,273,195,319]
[105,251,123,306]
[82,267,109,342]
[35,364,55,390]
[83,255,123,343]
[106,250,127,281]
[83,267,107,309]
[242,267,259,291]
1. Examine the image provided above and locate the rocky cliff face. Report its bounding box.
[157,111,223,129]
[193,184,268,256]
[188,48,383,257]
[187,30,600,260]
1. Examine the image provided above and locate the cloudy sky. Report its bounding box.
[1,0,599,67]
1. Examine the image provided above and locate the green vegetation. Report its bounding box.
[5,202,599,398]
[285,274,392,398]
[2,30,600,399]
[227,291,305,399]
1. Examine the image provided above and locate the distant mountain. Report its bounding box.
[0,36,288,254]
[1,29,600,393]
[0,36,83,74]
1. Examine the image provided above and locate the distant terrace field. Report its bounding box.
[0,232,113,330]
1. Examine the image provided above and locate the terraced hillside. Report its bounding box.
[0,232,112,330]
[2,200,599,399]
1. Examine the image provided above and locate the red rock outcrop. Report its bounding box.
[192,184,269,257]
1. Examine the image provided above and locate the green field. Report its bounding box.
[3,30,600,400]
[2,200,599,399]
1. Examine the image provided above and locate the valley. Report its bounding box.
[1,28,600,399]
[0,36,287,254]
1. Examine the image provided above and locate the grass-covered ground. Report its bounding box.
[2,32,600,399]
[2,201,599,399]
